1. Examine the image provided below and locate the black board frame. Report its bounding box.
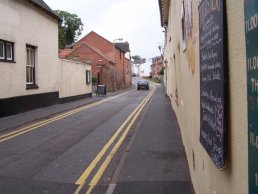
[96,85,106,97]
[198,0,227,169]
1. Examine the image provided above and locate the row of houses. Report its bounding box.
[0,0,131,118]
[159,0,256,194]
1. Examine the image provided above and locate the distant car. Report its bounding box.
[132,73,136,77]
[137,80,149,90]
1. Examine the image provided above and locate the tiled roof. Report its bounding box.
[75,31,130,54]
[28,0,60,21]
[61,42,115,64]
[59,49,73,58]
[158,0,169,27]
[115,42,130,53]
[84,43,115,63]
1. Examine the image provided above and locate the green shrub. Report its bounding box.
[159,67,164,75]
[92,77,97,85]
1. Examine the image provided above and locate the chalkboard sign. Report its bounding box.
[96,85,106,96]
[244,1,258,193]
[199,0,226,169]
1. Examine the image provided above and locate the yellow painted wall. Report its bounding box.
[163,0,248,193]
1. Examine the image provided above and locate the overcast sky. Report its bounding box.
[44,0,164,75]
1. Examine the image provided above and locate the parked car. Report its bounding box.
[132,73,136,77]
[137,80,149,90]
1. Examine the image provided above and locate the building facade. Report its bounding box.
[60,31,131,91]
[159,0,251,194]
[0,0,92,117]
[0,0,60,117]
[151,56,163,79]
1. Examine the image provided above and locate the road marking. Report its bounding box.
[85,88,155,194]
[0,90,132,143]
[0,102,101,143]
[73,89,155,194]
[73,88,156,194]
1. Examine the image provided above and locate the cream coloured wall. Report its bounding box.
[125,52,130,60]
[0,0,59,99]
[163,0,248,194]
[59,59,92,98]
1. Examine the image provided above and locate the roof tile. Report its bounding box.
[28,0,60,21]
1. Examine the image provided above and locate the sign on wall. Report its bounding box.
[199,0,226,169]
[244,1,258,193]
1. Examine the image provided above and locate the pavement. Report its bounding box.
[107,85,194,194]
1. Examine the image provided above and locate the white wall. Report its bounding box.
[0,0,59,99]
[125,52,130,60]
[59,59,92,98]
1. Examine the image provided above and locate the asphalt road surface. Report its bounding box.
[0,85,154,194]
[0,82,192,194]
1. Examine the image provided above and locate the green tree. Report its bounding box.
[131,55,146,64]
[131,55,141,61]
[55,10,84,49]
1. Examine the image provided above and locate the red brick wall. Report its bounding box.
[151,61,163,78]
[69,31,131,91]
[74,31,113,59]
[66,44,115,91]
[114,50,124,90]
[99,65,115,91]
[124,58,131,87]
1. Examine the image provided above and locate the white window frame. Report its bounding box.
[6,43,13,60]
[86,70,91,84]
[0,41,4,59]
[26,46,36,85]
[0,40,14,62]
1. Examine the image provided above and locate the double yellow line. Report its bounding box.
[0,92,129,143]
[74,87,156,194]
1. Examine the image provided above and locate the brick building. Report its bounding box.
[150,56,163,78]
[60,31,131,91]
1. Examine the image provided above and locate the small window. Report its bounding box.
[0,39,14,62]
[26,45,38,89]
[6,43,12,60]
[0,42,4,59]
[86,70,91,84]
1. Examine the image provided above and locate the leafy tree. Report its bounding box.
[131,55,146,64]
[55,10,84,49]
[131,55,141,61]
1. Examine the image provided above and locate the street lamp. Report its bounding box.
[112,38,123,91]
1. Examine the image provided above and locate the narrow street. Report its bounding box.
[0,81,191,194]
[0,0,255,193]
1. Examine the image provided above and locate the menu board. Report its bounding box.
[97,85,106,96]
[244,1,258,193]
[199,0,226,169]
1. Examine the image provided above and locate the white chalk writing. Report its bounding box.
[246,13,258,33]
[199,0,224,169]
